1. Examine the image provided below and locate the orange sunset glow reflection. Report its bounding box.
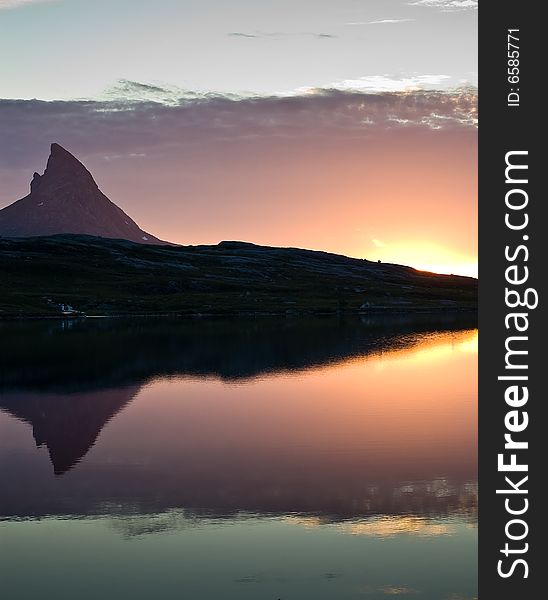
[92,328,478,491]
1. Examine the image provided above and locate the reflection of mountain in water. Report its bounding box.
[1,387,138,475]
[0,316,477,521]
[1,314,476,393]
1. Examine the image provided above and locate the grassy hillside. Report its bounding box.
[0,235,477,318]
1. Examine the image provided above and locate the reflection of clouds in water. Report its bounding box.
[359,584,418,595]
[106,509,251,539]
[283,514,455,537]
[341,516,453,537]
[380,586,417,595]
[396,477,476,499]
[105,505,476,539]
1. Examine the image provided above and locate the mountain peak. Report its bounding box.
[49,142,82,163]
[43,142,95,186]
[0,143,168,244]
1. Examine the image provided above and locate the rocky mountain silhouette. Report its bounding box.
[0,143,166,244]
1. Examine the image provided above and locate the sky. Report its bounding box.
[0,0,478,276]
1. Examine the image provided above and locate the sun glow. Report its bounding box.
[365,240,477,278]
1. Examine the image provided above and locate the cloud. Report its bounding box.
[0,0,54,8]
[0,83,477,178]
[323,74,453,93]
[346,19,415,25]
[409,0,478,10]
[227,31,337,40]
[227,32,258,38]
[101,79,202,105]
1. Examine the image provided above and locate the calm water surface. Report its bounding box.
[0,317,477,600]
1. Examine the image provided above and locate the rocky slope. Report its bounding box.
[0,143,166,244]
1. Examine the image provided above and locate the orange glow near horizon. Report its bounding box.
[142,130,476,278]
[55,103,477,279]
[1,95,477,277]
[362,239,478,278]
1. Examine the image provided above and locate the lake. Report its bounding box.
[0,316,477,599]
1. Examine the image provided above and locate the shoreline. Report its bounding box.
[0,307,478,322]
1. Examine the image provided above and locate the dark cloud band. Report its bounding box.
[0,86,477,170]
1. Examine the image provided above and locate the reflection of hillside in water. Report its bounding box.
[0,316,477,524]
[1,313,476,392]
